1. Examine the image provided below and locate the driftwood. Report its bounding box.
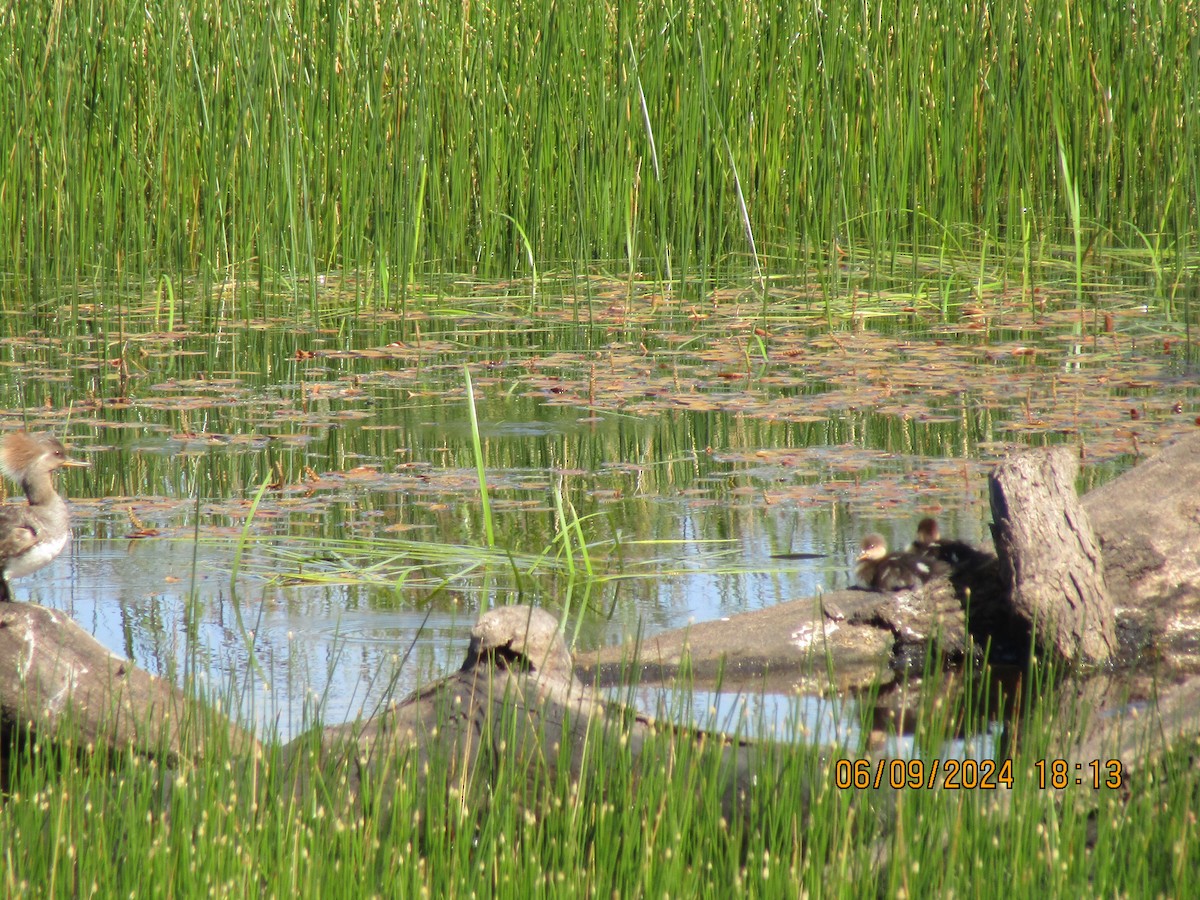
[0,596,796,833]
[578,591,894,695]
[283,604,603,812]
[283,605,774,825]
[0,604,772,824]
[0,603,260,786]
[1083,433,1200,674]
[989,446,1116,665]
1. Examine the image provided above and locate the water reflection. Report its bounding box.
[35,532,850,739]
[605,683,862,745]
[28,539,473,741]
[601,684,1005,760]
[27,533,1009,757]
[18,405,1009,746]
[16,520,1032,761]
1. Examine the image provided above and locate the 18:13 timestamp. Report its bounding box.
[1035,758,1124,789]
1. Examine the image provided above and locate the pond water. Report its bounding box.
[7,271,1198,741]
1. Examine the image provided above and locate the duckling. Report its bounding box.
[856,533,950,591]
[0,432,88,602]
[910,517,994,570]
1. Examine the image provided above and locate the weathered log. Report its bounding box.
[0,603,781,829]
[283,605,599,819]
[0,603,260,784]
[576,589,898,695]
[988,446,1116,665]
[0,603,772,826]
[1083,431,1200,673]
[284,605,777,826]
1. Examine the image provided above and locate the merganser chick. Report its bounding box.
[0,432,88,602]
[856,533,949,591]
[911,517,994,570]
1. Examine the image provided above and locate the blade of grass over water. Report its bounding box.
[222,475,273,683]
[464,366,496,552]
[696,34,763,292]
[496,212,539,312]
[230,475,272,602]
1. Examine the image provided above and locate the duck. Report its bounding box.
[855,533,949,591]
[0,432,88,602]
[910,517,994,570]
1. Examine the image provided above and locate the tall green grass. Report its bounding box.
[2,654,1195,895]
[2,1,1197,296]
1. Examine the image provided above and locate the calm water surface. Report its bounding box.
[8,272,1197,741]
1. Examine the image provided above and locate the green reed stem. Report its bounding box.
[464,366,495,550]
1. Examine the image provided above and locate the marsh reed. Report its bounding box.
[2,1,1196,300]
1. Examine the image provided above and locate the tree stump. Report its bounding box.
[988,446,1116,665]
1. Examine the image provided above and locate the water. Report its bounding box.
[26,538,1015,757]
[4,273,1196,743]
[30,539,473,740]
[32,527,853,740]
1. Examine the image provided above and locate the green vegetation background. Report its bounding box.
[4,0,1196,289]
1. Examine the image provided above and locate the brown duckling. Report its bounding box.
[910,517,995,570]
[0,432,88,602]
[855,533,950,591]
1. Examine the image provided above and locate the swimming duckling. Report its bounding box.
[856,533,950,591]
[910,517,995,570]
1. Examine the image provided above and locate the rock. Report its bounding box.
[1083,431,1200,675]
[844,577,967,675]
